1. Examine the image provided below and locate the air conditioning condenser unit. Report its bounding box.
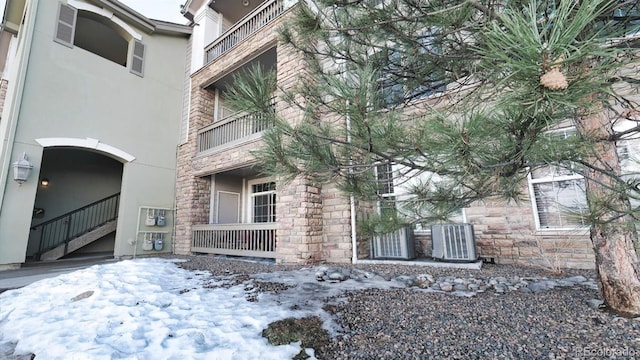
[431,223,477,262]
[371,226,416,260]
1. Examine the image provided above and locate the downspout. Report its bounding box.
[350,190,357,264]
[345,100,358,264]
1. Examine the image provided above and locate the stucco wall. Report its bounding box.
[0,0,189,266]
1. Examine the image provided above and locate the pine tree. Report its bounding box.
[227,0,640,316]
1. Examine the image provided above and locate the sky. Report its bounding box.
[0,258,403,359]
[119,0,188,24]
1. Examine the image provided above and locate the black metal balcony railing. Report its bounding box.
[204,0,284,64]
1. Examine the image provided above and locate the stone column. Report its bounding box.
[321,183,354,263]
[275,177,324,264]
[174,86,215,254]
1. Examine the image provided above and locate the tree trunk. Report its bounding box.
[590,222,640,316]
[581,111,640,317]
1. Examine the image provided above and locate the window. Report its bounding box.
[214,91,238,122]
[54,3,145,75]
[611,2,640,38]
[528,128,588,229]
[530,177,587,229]
[410,28,446,99]
[371,48,404,108]
[375,162,397,219]
[250,181,276,223]
[372,32,445,108]
[617,141,630,162]
[374,164,467,229]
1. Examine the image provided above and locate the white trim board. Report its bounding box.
[35,137,135,162]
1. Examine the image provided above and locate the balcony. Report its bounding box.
[204,0,285,64]
[192,223,276,258]
[196,106,275,154]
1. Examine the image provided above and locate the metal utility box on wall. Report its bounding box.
[371,226,416,260]
[431,223,477,262]
[137,206,173,253]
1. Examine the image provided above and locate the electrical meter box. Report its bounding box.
[138,207,173,253]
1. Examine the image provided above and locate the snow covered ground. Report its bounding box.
[0,258,398,359]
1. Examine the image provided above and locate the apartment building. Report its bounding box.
[174,0,621,270]
[0,0,621,270]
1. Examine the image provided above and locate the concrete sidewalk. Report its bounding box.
[0,255,119,291]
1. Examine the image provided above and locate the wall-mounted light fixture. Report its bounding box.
[40,178,50,187]
[12,152,33,185]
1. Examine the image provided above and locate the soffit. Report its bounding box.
[210,0,265,23]
[3,0,26,34]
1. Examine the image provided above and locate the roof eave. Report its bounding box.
[151,20,193,36]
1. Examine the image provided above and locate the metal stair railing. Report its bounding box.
[31,193,120,260]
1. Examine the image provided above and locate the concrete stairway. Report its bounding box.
[40,221,117,261]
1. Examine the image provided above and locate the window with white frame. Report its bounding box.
[250,181,276,223]
[375,163,468,228]
[375,162,397,219]
[529,127,588,229]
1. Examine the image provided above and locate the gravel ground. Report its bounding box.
[323,288,640,359]
[176,255,640,359]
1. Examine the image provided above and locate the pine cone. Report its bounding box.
[540,68,568,90]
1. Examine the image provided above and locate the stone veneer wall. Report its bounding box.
[174,9,290,256]
[467,195,595,269]
[414,233,432,259]
[276,178,325,264]
[174,4,597,269]
[352,202,376,260]
[412,192,596,270]
[321,184,354,264]
[174,87,214,255]
[174,7,354,264]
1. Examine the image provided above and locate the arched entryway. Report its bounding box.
[26,148,124,261]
